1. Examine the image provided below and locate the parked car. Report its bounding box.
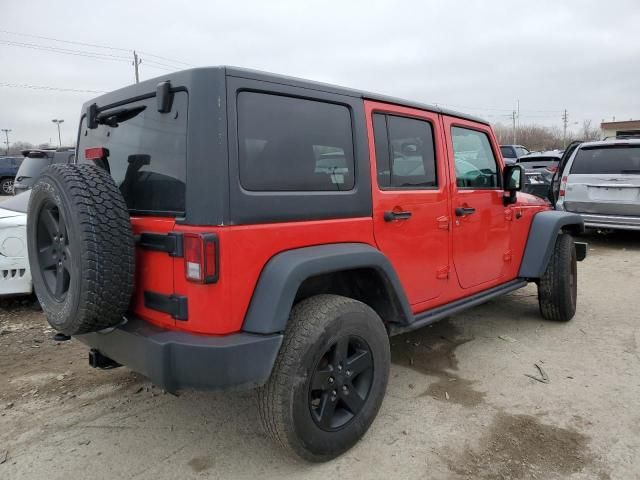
[518,151,562,201]
[500,144,530,165]
[0,191,32,295]
[0,156,24,195]
[25,67,585,462]
[13,148,75,195]
[556,139,640,230]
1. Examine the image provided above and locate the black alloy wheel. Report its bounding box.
[309,335,374,431]
[36,201,72,301]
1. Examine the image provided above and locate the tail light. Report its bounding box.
[85,147,109,160]
[546,165,558,173]
[559,176,568,198]
[184,233,219,284]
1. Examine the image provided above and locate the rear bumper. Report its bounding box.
[76,317,283,393]
[578,213,640,231]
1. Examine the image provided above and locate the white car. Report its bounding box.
[556,139,640,230]
[0,192,32,295]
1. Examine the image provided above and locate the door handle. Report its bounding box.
[384,210,412,222]
[454,207,476,217]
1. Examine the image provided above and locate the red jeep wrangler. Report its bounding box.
[26,67,586,461]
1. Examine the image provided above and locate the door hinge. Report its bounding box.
[144,291,188,321]
[436,266,450,279]
[137,232,184,257]
[436,216,450,230]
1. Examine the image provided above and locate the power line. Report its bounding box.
[0,82,106,94]
[0,29,194,67]
[0,39,131,62]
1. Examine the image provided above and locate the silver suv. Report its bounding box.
[556,139,640,230]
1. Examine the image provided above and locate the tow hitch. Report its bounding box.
[88,349,121,370]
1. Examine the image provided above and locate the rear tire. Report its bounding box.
[26,164,135,335]
[257,294,390,462]
[538,233,577,322]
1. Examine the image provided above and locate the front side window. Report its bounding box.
[237,92,355,191]
[373,113,437,188]
[78,92,188,215]
[452,127,499,189]
[515,147,530,157]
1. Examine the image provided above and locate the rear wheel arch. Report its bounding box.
[242,243,412,335]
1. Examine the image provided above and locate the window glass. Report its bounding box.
[373,113,437,188]
[452,127,499,189]
[78,91,188,215]
[238,92,354,191]
[515,147,529,157]
[500,146,516,158]
[571,146,640,175]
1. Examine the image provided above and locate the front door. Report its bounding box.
[442,117,510,289]
[366,101,450,305]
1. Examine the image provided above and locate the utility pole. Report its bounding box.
[562,109,568,148]
[512,110,517,144]
[51,119,64,147]
[133,50,141,84]
[1,129,10,155]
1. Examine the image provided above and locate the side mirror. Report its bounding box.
[503,165,523,205]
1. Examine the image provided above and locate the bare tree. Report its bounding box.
[579,120,601,141]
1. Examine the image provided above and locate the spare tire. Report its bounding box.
[27,164,135,335]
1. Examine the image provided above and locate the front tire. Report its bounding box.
[258,294,390,462]
[538,233,577,322]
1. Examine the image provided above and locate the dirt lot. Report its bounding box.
[1,231,639,479]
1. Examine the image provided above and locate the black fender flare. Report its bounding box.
[242,243,412,334]
[518,210,584,279]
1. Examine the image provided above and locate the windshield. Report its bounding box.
[17,156,50,178]
[571,145,640,175]
[78,91,188,216]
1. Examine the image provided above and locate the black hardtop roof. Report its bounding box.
[83,66,489,126]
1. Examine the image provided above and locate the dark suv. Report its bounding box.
[13,148,75,195]
[0,156,23,194]
[26,67,586,462]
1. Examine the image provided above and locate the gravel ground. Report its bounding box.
[0,231,639,479]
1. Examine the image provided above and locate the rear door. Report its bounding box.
[77,92,189,329]
[443,117,510,289]
[366,101,450,305]
[564,144,640,216]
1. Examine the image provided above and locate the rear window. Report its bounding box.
[17,156,50,177]
[518,156,558,163]
[237,92,355,191]
[500,146,516,158]
[571,146,640,175]
[78,92,187,216]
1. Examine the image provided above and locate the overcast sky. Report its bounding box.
[1,0,639,147]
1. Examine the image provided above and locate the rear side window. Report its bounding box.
[571,146,640,175]
[78,92,188,216]
[452,127,499,189]
[372,113,437,188]
[237,92,355,191]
